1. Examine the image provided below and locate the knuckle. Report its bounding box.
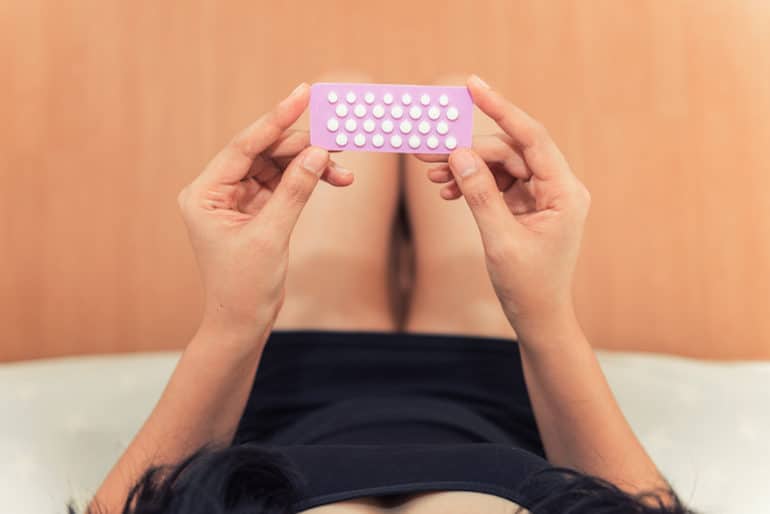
[463,188,494,210]
[485,237,514,266]
[281,176,312,206]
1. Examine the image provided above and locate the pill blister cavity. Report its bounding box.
[327,91,338,103]
[354,104,366,117]
[446,106,459,121]
[420,94,430,106]
[439,94,449,106]
[372,105,385,118]
[326,118,339,131]
[364,92,375,104]
[336,133,348,146]
[354,133,366,147]
[381,120,394,133]
[346,91,356,103]
[436,121,449,135]
[426,136,439,149]
[372,134,384,147]
[418,121,430,134]
[383,93,394,104]
[401,93,412,105]
[428,106,440,120]
[408,135,421,149]
[444,136,457,150]
[409,106,422,119]
[390,134,403,148]
[363,119,375,132]
[336,104,349,117]
[345,119,357,132]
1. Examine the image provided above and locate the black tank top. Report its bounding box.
[268,395,551,512]
[235,330,553,512]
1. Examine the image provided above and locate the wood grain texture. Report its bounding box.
[2,0,769,361]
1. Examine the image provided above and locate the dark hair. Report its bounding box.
[75,444,695,514]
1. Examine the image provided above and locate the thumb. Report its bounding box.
[448,148,515,241]
[258,146,329,236]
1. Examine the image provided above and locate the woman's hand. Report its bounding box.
[422,75,590,333]
[177,83,353,344]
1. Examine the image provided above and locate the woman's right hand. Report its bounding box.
[423,75,591,335]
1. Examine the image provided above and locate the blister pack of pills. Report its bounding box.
[310,82,472,154]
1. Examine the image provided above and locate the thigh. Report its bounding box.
[274,72,400,332]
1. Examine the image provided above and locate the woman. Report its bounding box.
[85,74,693,514]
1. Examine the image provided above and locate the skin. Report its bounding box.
[91,75,670,514]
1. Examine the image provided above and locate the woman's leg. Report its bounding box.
[403,75,517,340]
[273,72,400,332]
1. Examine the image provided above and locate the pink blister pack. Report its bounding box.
[310,82,473,154]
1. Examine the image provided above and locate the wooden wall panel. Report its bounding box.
[1,1,769,361]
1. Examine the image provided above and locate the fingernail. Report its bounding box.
[289,82,307,98]
[331,162,352,176]
[452,150,477,178]
[469,74,491,89]
[301,147,327,176]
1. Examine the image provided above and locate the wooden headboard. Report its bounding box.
[2,1,769,361]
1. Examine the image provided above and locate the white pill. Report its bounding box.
[346,91,356,103]
[372,134,384,147]
[436,121,449,134]
[326,118,339,131]
[327,91,338,103]
[446,106,459,121]
[336,133,348,146]
[408,135,421,149]
[345,118,357,132]
[418,121,431,134]
[354,133,366,147]
[428,106,440,120]
[390,134,403,148]
[372,105,385,118]
[401,93,412,105]
[381,120,394,133]
[363,119,375,132]
[399,120,413,133]
[439,94,449,106]
[420,93,431,105]
[444,136,457,149]
[383,93,394,104]
[336,104,349,117]
[426,135,439,149]
[409,106,422,119]
[364,92,375,104]
[354,104,366,117]
[391,106,404,119]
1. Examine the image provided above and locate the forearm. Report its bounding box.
[514,309,667,494]
[91,322,270,512]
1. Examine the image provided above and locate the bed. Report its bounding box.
[1,351,768,513]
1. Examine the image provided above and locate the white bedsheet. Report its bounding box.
[1,351,768,513]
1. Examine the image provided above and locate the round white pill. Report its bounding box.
[439,94,449,106]
[372,105,385,118]
[336,104,349,117]
[354,133,366,147]
[401,93,412,105]
[444,136,457,149]
[346,91,356,103]
[383,93,394,104]
[408,135,421,149]
[372,134,384,147]
[327,91,338,103]
[381,120,394,133]
[420,93,430,105]
[345,118,357,132]
[436,121,449,134]
[446,106,459,121]
[326,118,339,131]
[363,119,375,132]
[391,106,404,119]
[354,104,366,117]
[364,92,375,104]
[390,134,403,148]
[428,106,440,120]
[418,121,430,134]
[409,106,422,119]
[426,135,439,149]
[336,133,348,146]
[399,120,413,133]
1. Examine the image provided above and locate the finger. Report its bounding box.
[265,129,309,159]
[447,148,516,240]
[427,165,452,183]
[440,181,462,200]
[201,83,311,185]
[467,75,571,182]
[321,162,355,187]
[257,146,329,236]
[472,134,532,180]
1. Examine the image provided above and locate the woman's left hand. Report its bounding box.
[177,83,353,344]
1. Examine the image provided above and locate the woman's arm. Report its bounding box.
[434,75,667,495]
[515,309,666,494]
[91,83,352,513]
[91,326,269,512]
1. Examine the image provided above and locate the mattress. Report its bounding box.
[1,351,768,513]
